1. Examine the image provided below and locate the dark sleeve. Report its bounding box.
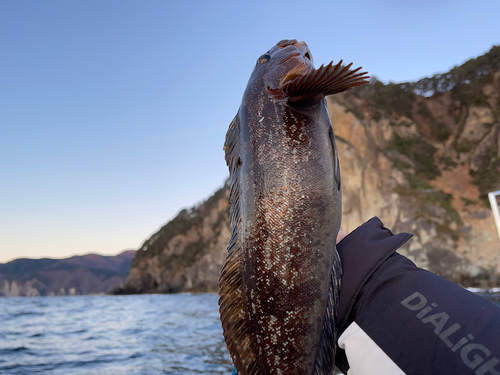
[335,217,500,375]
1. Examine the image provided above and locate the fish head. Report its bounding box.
[244,39,315,102]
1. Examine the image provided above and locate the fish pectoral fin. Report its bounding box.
[283,60,370,101]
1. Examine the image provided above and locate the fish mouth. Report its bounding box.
[265,40,314,99]
[280,52,301,65]
[279,48,313,67]
[279,48,314,87]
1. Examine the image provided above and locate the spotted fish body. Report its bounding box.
[219,40,369,375]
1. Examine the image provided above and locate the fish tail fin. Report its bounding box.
[314,248,343,375]
[283,60,369,101]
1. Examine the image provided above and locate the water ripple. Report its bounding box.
[0,294,233,374]
[5,292,493,374]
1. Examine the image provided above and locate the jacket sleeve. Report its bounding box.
[335,217,500,375]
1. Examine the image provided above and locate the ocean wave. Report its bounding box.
[0,294,232,374]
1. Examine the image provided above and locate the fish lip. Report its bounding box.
[279,52,301,65]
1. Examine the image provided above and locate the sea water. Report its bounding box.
[0,294,233,374]
[1,292,498,374]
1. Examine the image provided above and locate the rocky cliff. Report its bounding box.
[0,250,135,296]
[112,46,500,294]
[332,45,500,286]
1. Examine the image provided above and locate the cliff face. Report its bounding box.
[332,45,500,286]
[0,250,135,296]
[113,46,500,294]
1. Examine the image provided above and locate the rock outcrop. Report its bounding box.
[113,45,500,294]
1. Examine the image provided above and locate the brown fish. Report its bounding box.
[219,39,369,375]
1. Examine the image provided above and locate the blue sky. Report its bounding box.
[1,0,499,262]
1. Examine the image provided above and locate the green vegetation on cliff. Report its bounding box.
[376,45,500,101]
[387,132,441,180]
[364,45,500,206]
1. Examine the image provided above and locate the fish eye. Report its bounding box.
[257,54,271,65]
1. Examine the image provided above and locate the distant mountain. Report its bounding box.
[0,250,135,296]
[112,45,500,295]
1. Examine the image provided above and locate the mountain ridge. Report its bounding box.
[0,250,135,296]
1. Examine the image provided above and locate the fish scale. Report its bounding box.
[219,39,369,375]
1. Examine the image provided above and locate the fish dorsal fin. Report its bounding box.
[220,112,259,374]
[224,114,240,171]
[283,60,370,101]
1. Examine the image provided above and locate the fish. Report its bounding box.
[219,39,369,375]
